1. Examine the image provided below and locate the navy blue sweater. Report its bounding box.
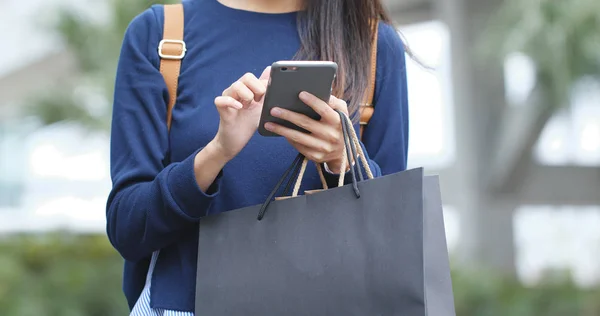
[107,0,409,312]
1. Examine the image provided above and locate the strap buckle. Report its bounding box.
[158,39,186,60]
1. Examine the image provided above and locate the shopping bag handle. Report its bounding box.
[257,110,374,220]
[338,111,374,181]
[256,153,303,220]
[289,110,374,195]
[289,109,369,198]
[257,111,359,220]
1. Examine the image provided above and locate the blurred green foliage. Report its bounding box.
[483,0,600,108]
[0,234,127,316]
[453,269,600,316]
[28,0,176,131]
[1,233,599,316]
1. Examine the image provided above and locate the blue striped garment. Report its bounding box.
[129,252,194,316]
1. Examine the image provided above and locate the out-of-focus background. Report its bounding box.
[1,0,599,314]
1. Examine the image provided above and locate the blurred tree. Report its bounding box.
[477,0,600,190]
[483,0,600,108]
[27,0,176,131]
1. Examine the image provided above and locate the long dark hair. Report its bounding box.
[296,0,395,120]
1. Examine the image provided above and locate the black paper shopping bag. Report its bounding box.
[195,112,455,316]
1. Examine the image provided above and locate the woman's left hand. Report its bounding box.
[263,92,348,174]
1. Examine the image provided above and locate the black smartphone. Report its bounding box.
[258,61,338,137]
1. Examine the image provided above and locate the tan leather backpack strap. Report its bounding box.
[359,22,379,139]
[159,4,186,131]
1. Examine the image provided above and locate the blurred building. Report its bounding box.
[0,0,599,285]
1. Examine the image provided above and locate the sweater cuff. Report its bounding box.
[166,148,222,219]
[322,155,359,175]
[321,163,352,188]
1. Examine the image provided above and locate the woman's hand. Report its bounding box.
[195,67,270,191]
[210,67,270,161]
[263,92,349,174]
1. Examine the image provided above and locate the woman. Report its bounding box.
[107,0,409,314]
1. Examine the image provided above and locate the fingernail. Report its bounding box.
[264,122,274,130]
[271,107,282,117]
[299,91,309,99]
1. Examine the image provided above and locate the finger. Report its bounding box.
[299,91,338,123]
[258,67,272,100]
[259,66,271,81]
[287,140,329,163]
[239,72,267,102]
[223,81,254,105]
[270,107,328,136]
[215,96,243,110]
[264,122,332,154]
[328,95,349,115]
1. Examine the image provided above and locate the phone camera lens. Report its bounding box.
[281,67,288,71]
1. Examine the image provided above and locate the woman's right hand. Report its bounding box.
[210,66,271,161]
[194,67,270,191]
